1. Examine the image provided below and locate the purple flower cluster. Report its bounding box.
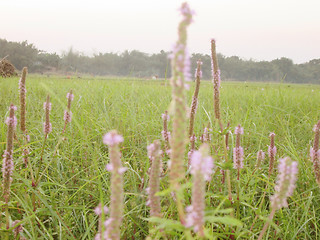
[169,2,194,87]
[94,203,112,240]
[268,133,277,157]
[256,150,265,168]
[2,150,14,187]
[186,144,214,235]
[63,110,73,123]
[103,131,124,146]
[234,125,244,135]
[270,157,298,210]
[66,92,74,102]
[233,125,244,170]
[43,96,52,135]
[194,60,203,79]
[233,147,244,169]
[171,43,192,85]
[43,101,52,111]
[102,130,125,239]
[311,121,320,184]
[5,114,17,129]
[161,112,170,122]
[190,149,214,182]
[2,104,16,203]
[200,127,210,143]
[161,111,171,153]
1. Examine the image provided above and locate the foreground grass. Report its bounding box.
[1,75,320,239]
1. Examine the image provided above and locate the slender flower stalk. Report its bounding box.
[185,144,214,237]
[268,132,277,177]
[211,39,222,129]
[188,134,196,167]
[35,95,52,189]
[146,140,162,218]
[200,126,211,143]
[169,2,194,189]
[2,104,17,204]
[188,60,202,138]
[256,150,265,169]
[161,111,171,154]
[210,38,232,202]
[167,2,194,226]
[2,104,17,230]
[310,120,320,185]
[225,122,230,150]
[62,90,74,134]
[258,157,298,240]
[43,95,52,136]
[19,67,27,133]
[221,122,231,187]
[233,125,244,180]
[19,67,30,167]
[103,130,126,240]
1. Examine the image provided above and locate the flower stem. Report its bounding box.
[257,208,276,240]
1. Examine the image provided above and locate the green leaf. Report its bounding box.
[155,187,172,197]
[216,162,233,170]
[204,216,243,227]
[143,217,185,231]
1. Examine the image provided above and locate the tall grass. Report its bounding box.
[1,75,320,239]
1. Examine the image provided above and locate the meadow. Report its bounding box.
[1,74,320,239]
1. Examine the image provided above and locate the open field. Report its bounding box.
[1,75,320,239]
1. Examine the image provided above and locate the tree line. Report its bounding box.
[1,38,319,83]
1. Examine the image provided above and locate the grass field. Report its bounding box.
[1,75,320,239]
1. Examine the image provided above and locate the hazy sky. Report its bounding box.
[2,0,320,63]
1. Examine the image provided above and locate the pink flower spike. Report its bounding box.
[9,105,17,111]
[235,125,244,135]
[66,92,74,101]
[268,146,277,158]
[43,122,52,134]
[43,101,52,111]
[5,116,17,129]
[63,110,72,123]
[103,131,124,146]
[270,157,298,210]
[190,149,214,181]
[161,113,170,121]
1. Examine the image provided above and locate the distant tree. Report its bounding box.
[1,38,320,84]
[0,39,39,70]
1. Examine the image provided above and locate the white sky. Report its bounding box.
[2,0,320,63]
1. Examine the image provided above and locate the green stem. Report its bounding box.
[257,208,276,240]
[236,179,240,219]
[32,134,47,212]
[218,119,233,204]
[3,203,10,240]
[5,203,10,230]
[174,186,186,225]
[35,135,48,184]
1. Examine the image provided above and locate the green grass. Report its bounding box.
[1,75,320,239]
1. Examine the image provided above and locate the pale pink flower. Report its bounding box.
[233,146,244,169]
[66,92,74,101]
[63,110,72,123]
[270,157,298,210]
[190,149,214,182]
[234,125,244,135]
[103,132,124,146]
